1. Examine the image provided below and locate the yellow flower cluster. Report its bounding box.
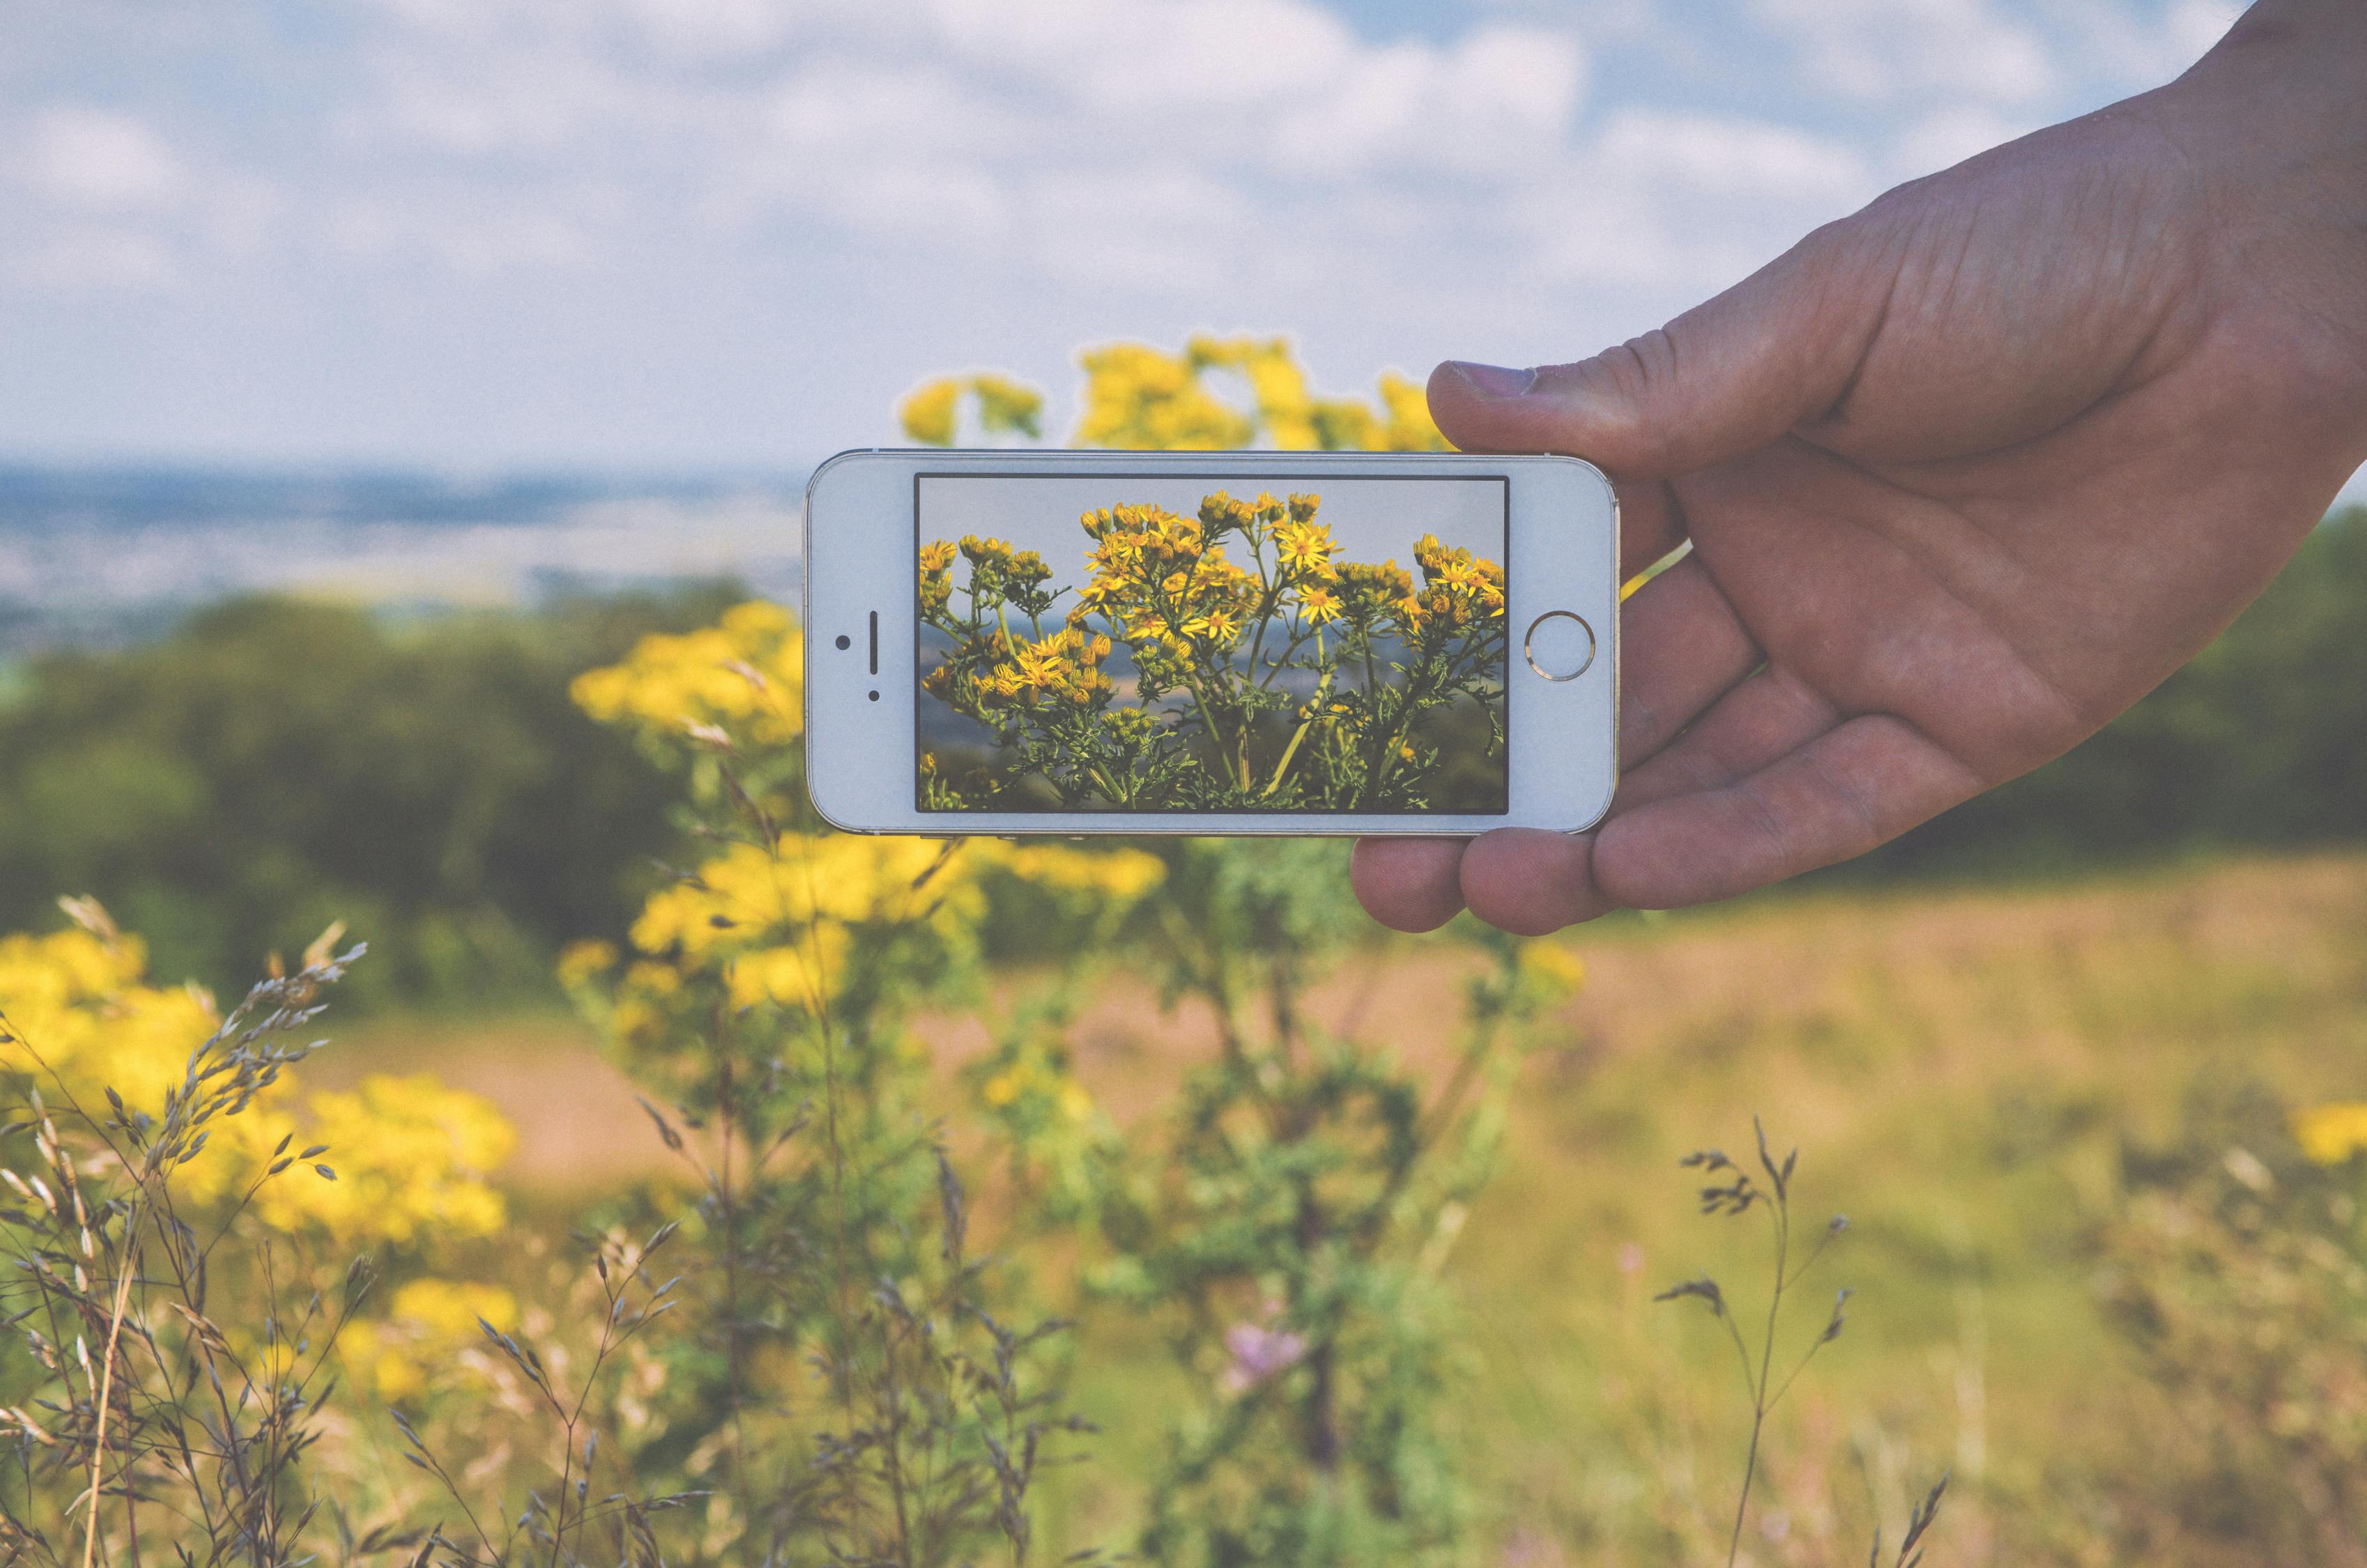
[1404,531,1508,633]
[626,833,976,1012]
[0,924,217,1116]
[988,842,1168,903]
[925,625,1118,711]
[565,588,1170,1025]
[1069,496,1271,656]
[337,1277,521,1402]
[2292,1102,2367,1166]
[921,535,1122,710]
[0,919,514,1247]
[608,829,1168,1019]
[899,373,1045,447]
[248,1075,516,1243]
[1070,336,1448,453]
[980,1055,1094,1124]
[1075,342,1257,450]
[571,601,804,748]
[919,481,1510,810]
[1372,369,1447,452]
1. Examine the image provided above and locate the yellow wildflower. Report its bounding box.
[1515,941,1586,1002]
[898,378,961,446]
[339,1278,521,1402]
[0,916,514,1252]
[1184,606,1241,642]
[252,1075,515,1244]
[557,938,617,990]
[572,601,803,747]
[1275,521,1335,575]
[2294,1102,2367,1165]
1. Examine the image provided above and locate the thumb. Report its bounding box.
[1430,229,1876,479]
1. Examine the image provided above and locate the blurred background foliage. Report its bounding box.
[0,585,740,1006]
[1,476,2359,1007]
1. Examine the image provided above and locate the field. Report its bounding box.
[316,847,2367,1565]
[7,401,2357,1565]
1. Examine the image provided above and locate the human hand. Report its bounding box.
[1355,0,2367,936]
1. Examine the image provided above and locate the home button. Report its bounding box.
[1524,611,1595,681]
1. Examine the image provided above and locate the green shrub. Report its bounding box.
[0,588,736,1006]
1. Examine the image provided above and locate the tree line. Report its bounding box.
[1,506,2360,1002]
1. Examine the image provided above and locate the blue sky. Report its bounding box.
[15,0,2343,493]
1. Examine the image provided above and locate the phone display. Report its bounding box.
[802,449,1615,838]
[915,473,1507,815]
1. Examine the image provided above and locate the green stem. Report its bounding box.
[1727,1196,1792,1568]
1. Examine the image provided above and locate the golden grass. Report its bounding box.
[335,850,2367,1564]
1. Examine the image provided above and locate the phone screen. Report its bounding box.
[916,472,1508,815]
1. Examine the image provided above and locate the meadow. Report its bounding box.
[312,847,2367,1565]
[4,339,2364,1568]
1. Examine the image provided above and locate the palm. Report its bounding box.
[1354,36,2367,934]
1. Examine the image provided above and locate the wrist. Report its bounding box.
[2170,0,2367,224]
[2159,0,2367,401]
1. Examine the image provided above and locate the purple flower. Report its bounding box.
[1220,1320,1308,1394]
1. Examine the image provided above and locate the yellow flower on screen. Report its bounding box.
[1185,606,1241,642]
[1275,520,1335,574]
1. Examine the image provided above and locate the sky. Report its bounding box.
[14,0,2353,497]
[918,474,1503,576]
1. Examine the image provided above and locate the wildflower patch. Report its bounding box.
[917,482,1508,813]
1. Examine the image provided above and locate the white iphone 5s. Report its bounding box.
[803,449,1618,836]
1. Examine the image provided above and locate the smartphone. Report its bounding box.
[803,448,1617,836]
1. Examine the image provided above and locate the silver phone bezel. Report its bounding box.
[803,448,1618,836]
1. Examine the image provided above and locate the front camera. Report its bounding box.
[868,690,880,702]
[835,634,851,650]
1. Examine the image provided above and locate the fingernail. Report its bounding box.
[1444,361,1537,398]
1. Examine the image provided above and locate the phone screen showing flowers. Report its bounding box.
[917,474,1508,814]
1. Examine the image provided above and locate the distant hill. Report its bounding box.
[0,463,806,654]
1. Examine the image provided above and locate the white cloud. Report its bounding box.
[931,0,1359,108]
[761,59,1022,162]
[8,224,180,291]
[1890,104,2042,180]
[2167,0,2244,59]
[1593,108,1869,199]
[2062,0,2244,91]
[366,50,648,155]
[611,0,799,61]
[323,191,596,273]
[1270,25,1586,178]
[328,0,1602,311]
[1523,111,1878,292]
[6,105,283,292]
[3,0,2242,463]
[23,107,189,210]
[1749,0,2057,104]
